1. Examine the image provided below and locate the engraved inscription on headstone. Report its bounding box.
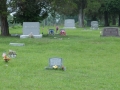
[23,22,40,35]
[49,58,62,67]
[64,19,76,29]
[101,27,119,36]
[91,21,98,29]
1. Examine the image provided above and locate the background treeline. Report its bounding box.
[0,0,120,36]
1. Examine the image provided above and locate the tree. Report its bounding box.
[84,0,101,21]
[0,0,9,36]
[107,0,120,26]
[13,0,49,24]
[48,0,77,25]
[77,0,87,27]
[0,0,50,36]
[98,0,120,26]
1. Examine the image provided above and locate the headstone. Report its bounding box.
[101,27,119,36]
[20,22,42,38]
[64,19,76,29]
[91,21,99,29]
[45,57,66,71]
[49,58,62,67]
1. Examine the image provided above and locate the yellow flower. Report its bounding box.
[53,65,58,69]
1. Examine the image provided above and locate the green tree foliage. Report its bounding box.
[99,0,120,26]
[84,0,101,20]
[49,0,77,16]
[13,0,49,24]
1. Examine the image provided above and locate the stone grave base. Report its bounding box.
[63,27,76,29]
[20,34,42,38]
[9,43,25,46]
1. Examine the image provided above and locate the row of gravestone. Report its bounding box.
[17,20,120,38]
[20,20,76,38]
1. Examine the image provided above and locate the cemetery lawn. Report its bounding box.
[0,26,120,90]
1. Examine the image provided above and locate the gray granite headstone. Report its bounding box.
[49,58,62,67]
[64,19,76,29]
[101,27,119,36]
[23,22,40,35]
[91,21,98,29]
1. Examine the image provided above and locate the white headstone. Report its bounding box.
[91,21,99,30]
[64,19,76,29]
[20,22,42,38]
[49,58,62,67]
[23,22,40,35]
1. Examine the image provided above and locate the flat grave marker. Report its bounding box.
[9,43,25,46]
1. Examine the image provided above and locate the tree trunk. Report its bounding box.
[78,8,84,27]
[0,0,10,36]
[112,15,116,25]
[1,16,9,36]
[104,11,109,26]
[112,18,116,25]
[118,13,120,26]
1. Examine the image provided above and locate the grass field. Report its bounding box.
[0,26,120,90]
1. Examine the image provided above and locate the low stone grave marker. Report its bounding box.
[91,21,99,30]
[101,27,119,36]
[9,43,25,46]
[45,57,66,71]
[64,19,76,29]
[49,58,62,67]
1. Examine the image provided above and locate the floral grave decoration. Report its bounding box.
[52,65,66,71]
[2,53,10,62]
[2,50,17,62]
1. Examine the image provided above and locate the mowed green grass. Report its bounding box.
[0,26,120,90]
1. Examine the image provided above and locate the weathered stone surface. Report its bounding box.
[101,27,119,36]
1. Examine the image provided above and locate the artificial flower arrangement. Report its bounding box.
[2,50,17,62]
[2,53,10,62]
[52,65,66,71]
[8,50,17,58]
[28,32,34,38]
